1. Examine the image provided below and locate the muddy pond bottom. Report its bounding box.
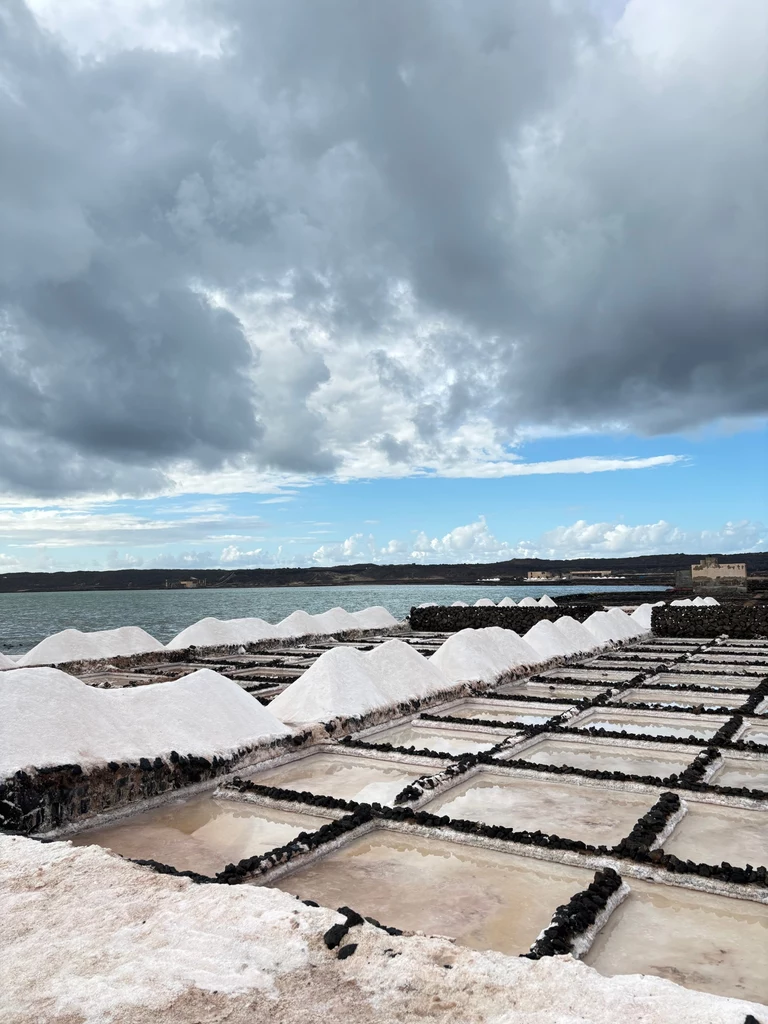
[421,771,655,846]
[249,750,439,804]
[584,878,768,1004]
[70,794,332,875]
[270,829,594,955]
[515,736,698,779]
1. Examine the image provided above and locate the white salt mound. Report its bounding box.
[451,601,469,607]
[19,626,164,667]
[631,604,655,630]
[671,598,693,607]
[606,606,647,638]
[430,628,515,684]
[474,598,495,607]
[703,596,719,606]
[417,602,437,608]
[518,596,538,607]
[553,616,601,654]
[497,597,516,607]
[366,639,449,701]
[268,647,388,726]
[537,595,557,607]
[0,650,15,669]
[692,596,707,606]
[523,619,576,659]
[0,667,289,777]
[483,626,541,668]
[582,611,621,644]
[311,607,360,633]
[166,616,279,650]
[274,609,325,638]
[352,606,398,629]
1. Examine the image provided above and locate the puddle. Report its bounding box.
[495,680,603,700]
[432,698,574,727]
[662,802,767,867]
[270,829,594,955]
[545,667,639,682]
[613,689,746,710]
[516,737,698,779]
[422,771,655,846]
[710,755,768,791]
[366,721,513,756]
[584,877,768,1004]
[250,751,440,804]
[70,794,332,875]
[572,709,726,741]
[648,672,758,689]
[739,722,768,746]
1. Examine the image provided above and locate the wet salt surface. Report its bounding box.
[648,672,759,689]
[495,679,604,700]
[70,794,332,875]
[422,771,656,846]
[543,667,639,682]
[249,750,441,805]
[738,722,768,746]
[366,721,512,756]
[613,689,747,709]
[584,877,768,1004]
[572,709,725,741]
[270,829,594,956]
[516,737,698,779]
[711,755,768,791]
[432,697,574,726]
[662,801,768,868]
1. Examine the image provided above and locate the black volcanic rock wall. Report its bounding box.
[652,605,768,639]
[409,605,600,632]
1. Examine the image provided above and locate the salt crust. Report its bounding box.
[1,835,762,1024]
[0,667,289,776]
[19,626,164,667]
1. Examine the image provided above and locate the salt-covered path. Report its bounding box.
[1,835,760,1024]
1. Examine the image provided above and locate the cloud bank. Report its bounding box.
[0,0,764,497]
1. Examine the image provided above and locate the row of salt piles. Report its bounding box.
[10,605,400,667]
[671,597,720,607]
[447,594,557,608]
[0,667,289,777]
[270,607,650,727]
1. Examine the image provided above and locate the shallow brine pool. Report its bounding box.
[250,750,440,805]
[584,878,768,1004]
[431,698,574,727]
[572,709,727,741]
[421,771,656,847]
[661,800,767,868]
[365,720,514,756]
[613,688,747,710]
[269,829,594,956]
[70,794,332,875]
[709,754,768,791]
[495,679,604,700]
[515,736,699,779]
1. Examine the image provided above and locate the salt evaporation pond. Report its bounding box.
[614,688,747,709]
[584,878,768,1004]
[250,751,439,805]
[572,709,726,741]
[738,722,768,745]
[365,721,513,756]
[422,772,656,846]
[542,667,640,682]
[432,698,574,727]
[710,754,768,791]
[661,801,767,868]
[495,679,605,701]
[270,830,594,955]
[648,672,759,689]
[516,736,698,779]
[70,794,332,875]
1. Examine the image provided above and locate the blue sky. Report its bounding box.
[0,0,766,572]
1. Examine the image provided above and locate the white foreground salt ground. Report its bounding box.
[0,668,289,776]
[19,626,164,667]
[2,835,762,1024]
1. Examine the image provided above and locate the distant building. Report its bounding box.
[178,577,205,589]
[691,556,746,581]
[526,571,556,581]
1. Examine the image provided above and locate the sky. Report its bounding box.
[0,0,766,572]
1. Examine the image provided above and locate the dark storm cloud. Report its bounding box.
[0,0,765,496]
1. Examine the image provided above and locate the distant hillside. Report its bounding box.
[0,551,766,593]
